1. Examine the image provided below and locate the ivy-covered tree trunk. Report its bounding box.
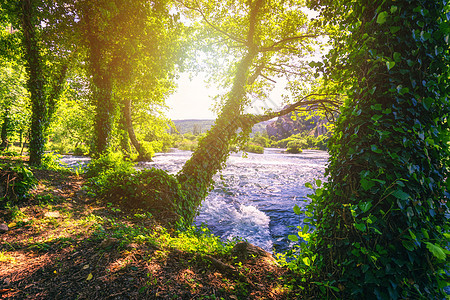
[86,24,114,156]
[176,0,262,221]
[0,107,10,151]
[307,1,449,298]
[21,0,46,166]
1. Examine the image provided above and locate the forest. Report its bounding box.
[0,0,449,299]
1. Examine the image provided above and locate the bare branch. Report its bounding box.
[238,93,342,128]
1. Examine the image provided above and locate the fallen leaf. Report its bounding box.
[86,273,93,281]
[82,265,90,270]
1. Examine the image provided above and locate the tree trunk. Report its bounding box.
[122,98,150,161]
[308,1,448,298]
[176,0,263,220]
[0,108,10,151]
[22,0,46,166]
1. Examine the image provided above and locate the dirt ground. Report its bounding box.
[0,158,298,299]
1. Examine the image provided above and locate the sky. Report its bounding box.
[165,73,218,120]
[165,73,287,120]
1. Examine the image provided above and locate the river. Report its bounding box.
[137,148,328,254]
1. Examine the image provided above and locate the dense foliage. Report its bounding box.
[0,163,36,208]
[85,152,194,225]
[296,0,450,298]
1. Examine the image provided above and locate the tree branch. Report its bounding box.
[260,35,319,52]
[239,93,341,128]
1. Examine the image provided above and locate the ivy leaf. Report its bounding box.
[402,240,415,251]
[393,52,401,62]
[360,178,375,191]
[359,201,373,213]
[425,242,446,260]
[293,204,301,215]
[386,61,396,70]
[354,223,366,232]
[288,234,299,242]
[392,190,409,200]
[377,11,389,25]
[423,97,433,110]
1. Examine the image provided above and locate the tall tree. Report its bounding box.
[76,0,183,157]
[1,0,75,165]
[175,0,340,220]
[303,0,449,298]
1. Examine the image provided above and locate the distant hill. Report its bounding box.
[170,119,271,136]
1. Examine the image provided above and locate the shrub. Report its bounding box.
[73,145,89,156]
[243,143,264,154]
[86,153,191,224]
[0,163,37,208]
[41,152,69,172]
[286,140,305,154]
[85,151,135,179]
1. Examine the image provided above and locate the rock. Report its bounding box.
[44,211,61,218]
[0,223,9,233]
[230,241,277,265]
[99,238,120,249]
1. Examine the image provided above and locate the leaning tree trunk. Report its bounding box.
[176,0,263,222]
[22,0,46,166]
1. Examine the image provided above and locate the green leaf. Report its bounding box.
[302,257,311,266]
[390,26,401,34]
[288,234,299,242]
[392,190,409,200]
[354,223,366,232]
[393,52,401,62]
[293,204,301,215]
[371,145,382,153]
[423,97,433,110]
[377,11,389,25]
[315,179,322,187]
[302,224,310,234]
[402,240,415,251]
[386,61,396,70]
[371,114,382,122]
[360,178,375,191]
[425,242,446,260]
[305,182,313,189]
[359,202,373,213]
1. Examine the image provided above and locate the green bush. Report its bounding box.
[286,140,304,154]
[243,143,264,154]
[85,151,135,179]
[73,145,89,156]
[250,134,270,147]
[86,153,191,224]
[0,163,37,208]
[40,152,70,172]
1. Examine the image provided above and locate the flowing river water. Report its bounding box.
[138,148,328,254]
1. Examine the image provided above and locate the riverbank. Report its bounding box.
[0,156,303,299]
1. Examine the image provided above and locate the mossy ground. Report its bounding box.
[0,156,299,299]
